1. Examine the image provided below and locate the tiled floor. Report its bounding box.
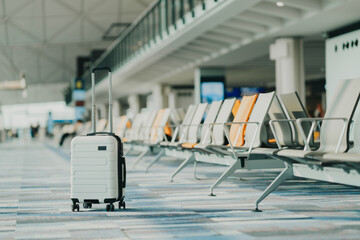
[1,141,360,239]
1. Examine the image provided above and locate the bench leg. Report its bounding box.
[253,164,293,212]
[146,149,165,172]
[193,161,201,180]
[170,154,195,182]
[209,159,242,196]
[132,147,150,169]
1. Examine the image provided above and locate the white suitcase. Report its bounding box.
[71,67,126,212]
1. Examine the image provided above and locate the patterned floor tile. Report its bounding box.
[0,141,360,239]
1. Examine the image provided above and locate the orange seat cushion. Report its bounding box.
[229,95,258,147]
[232,99,241,117]
[182,143,197,148]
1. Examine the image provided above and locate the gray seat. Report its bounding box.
[278,92,312,147]
[277,79,360,160]
[181,100,222,149]
[318,104,360,165]
[194,98,237,150]
[170,99,237,181]
[167,103,207,147]
[209,92,292,157]
[254,78,360,212]
[159,104,197,146]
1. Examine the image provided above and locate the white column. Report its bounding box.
[194,69,201,104]
[168,91,176,109]
[270,38,305,104]
[149,84,169,110]
[128,94,140,115]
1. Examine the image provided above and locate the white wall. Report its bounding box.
[0,82,68,105]
[326,29,360,106]
[170,88,194,109]
[1,101,75,129]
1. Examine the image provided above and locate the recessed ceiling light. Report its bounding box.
[276,1,284,7]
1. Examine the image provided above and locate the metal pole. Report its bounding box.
[91,72,96,133]
[108,72,113,133]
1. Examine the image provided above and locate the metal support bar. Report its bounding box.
[170,153,195,182]
[146,149,165,172]
[253,164,293,212]
[209,158,242,196]
[132,147,151,169]
[91,72,96,133]
[193,160,200,180]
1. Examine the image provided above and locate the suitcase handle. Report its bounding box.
[122,158,126,188]
[92,67,111,73]
[91,67,113,134]
[86,132,115,136]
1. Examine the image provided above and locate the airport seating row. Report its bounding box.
[57,115,130,147]
[56,78,360,211]
[122,78,360,211]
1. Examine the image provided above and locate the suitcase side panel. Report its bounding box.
[113,134,125,202]
[71,135,118,203]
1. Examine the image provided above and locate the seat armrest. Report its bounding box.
[296,117,348,152]
[221,121,261,160]
[269,119,297,150]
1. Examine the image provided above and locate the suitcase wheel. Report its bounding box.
[83,202,92,209]
[72,203,80,212]
[106,203,115,212]
[119,201,125,209]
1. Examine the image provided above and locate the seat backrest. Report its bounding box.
[349,105,360,153]
[78,121,91,135]
[243,92,275,148]
[127,112,146,140]
[186,103,208,143]
[176,104,197,142]
[267,95,294,147]
[170,108,185,126]
[211,98,237,145]
[142,111,157,140]
[232,99,241,117]
[319,79,360,153]
[279,92,310,146]
[151,108,171,143]
[149,109,165,140]
[229,95,258,147]
[115,116,128,137]
[200,100,222,145]
[105,116,120,132]
[96,119,107,132]
[136,111,155,140]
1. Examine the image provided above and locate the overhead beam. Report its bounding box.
[239,10,284,27]
[42,0,46,42]
[251,2,302,20]
[178,48,207,58]
[192,38,224,50]
[211,27,253,39]
[226,18,268,33]
[204,32,240,45]
[266,0,322,11]
[182,44,215,54]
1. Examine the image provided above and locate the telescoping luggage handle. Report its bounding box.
[91,67,113,134]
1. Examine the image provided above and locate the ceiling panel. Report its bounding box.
[0,0,153,104]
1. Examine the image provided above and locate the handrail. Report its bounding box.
[80,0,223,91]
